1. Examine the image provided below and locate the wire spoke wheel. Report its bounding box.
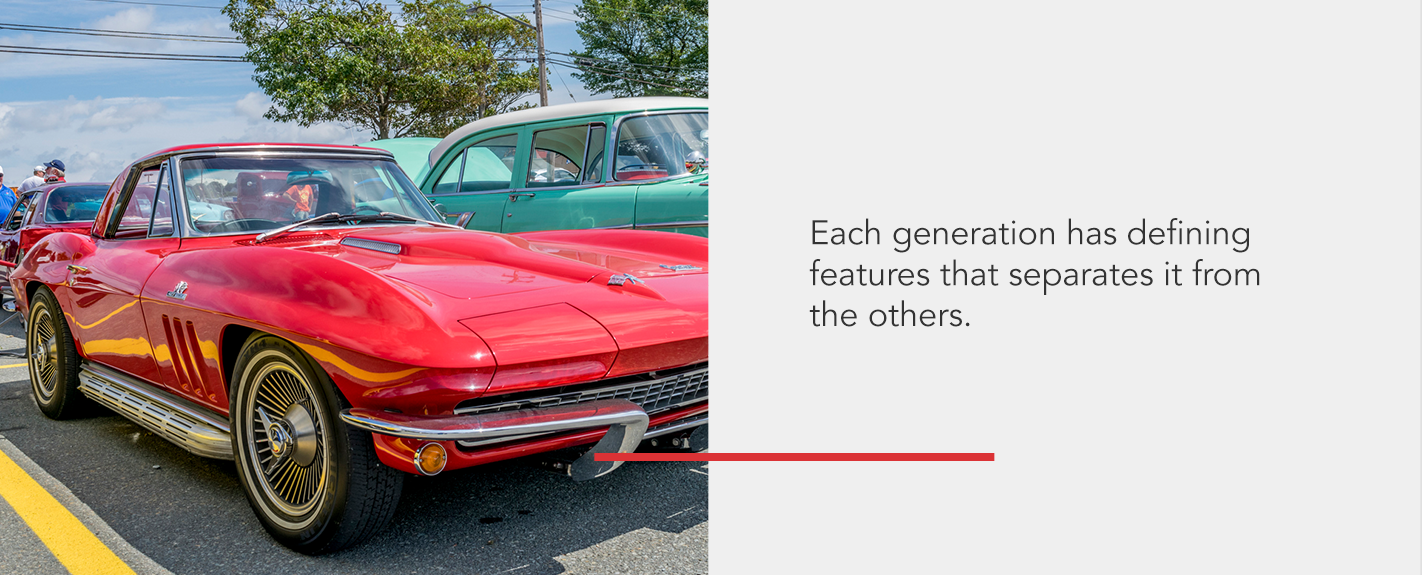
[232,335,403,553]
[243,359,328,519]
[25,287,87,419]
[29,305,58,399]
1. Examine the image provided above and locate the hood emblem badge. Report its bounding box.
[658,264,702,271]
[166,281,189,300]
[608,274,644,286]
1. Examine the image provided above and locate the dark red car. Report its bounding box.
[10,143,708,554]
[0,182,109,265]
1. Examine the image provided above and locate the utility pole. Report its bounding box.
[468,2,548,106]
[534,0,547,106]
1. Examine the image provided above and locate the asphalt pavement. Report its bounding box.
[0,312,708,574]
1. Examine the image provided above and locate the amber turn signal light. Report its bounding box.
[414,442,447,476]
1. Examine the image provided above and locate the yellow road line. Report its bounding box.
[0,362,26,369]
[0,447,136,574]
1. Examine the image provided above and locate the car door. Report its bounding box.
[0,192,33,262]
[63,163,179,384]
[426,133,518,232]
[501,120,637,233]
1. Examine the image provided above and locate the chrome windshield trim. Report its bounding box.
[170,151,440,238]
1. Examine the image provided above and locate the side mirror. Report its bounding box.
[433,202,447,218]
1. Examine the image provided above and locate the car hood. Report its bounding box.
[317,226,709,389]
[324,226,707,300]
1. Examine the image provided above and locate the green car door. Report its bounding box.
[501,120,636,233]
[425,133,518,232]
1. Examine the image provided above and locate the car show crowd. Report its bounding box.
[0,159,69,216]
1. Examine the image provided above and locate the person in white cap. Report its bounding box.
[0,167,15,217]
[17,165,45,193]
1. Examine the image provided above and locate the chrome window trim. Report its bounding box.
[609,110,709,184]
[432,133,519,196]
[632,220,709,229]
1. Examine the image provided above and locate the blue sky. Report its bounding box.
[0,0,594,183]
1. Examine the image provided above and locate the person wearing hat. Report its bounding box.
[17,165,45,193]
[43,159,65,184]
[0,167,16,218]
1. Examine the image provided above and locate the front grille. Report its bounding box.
[455,365,708,417]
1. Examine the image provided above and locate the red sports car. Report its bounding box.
[9,143,708,553]
[0,182,109,265]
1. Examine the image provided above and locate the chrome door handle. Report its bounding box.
[509,193,536,202]
[66,265,88,274]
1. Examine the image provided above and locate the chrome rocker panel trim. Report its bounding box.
[340,399,650,480]
[78,363,234,460]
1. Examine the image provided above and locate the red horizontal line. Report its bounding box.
[596,453,995,462]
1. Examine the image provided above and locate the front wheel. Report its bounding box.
[27,286,89,419]
[230,335,403,554]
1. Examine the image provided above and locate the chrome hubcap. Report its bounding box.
[29,306,58,399]
[246,361,327,518]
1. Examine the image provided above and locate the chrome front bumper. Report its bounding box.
[340,399,651,480]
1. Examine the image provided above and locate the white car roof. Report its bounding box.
[427,97,708,168]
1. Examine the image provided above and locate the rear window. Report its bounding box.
[44,185,109,224]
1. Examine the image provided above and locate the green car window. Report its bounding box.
[461,135,516,192]
[613,112,709,182]
[527,125,588,187]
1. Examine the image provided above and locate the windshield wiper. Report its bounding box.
[252,212,461,244]
[253,212,343,244]
[361,212,463,230]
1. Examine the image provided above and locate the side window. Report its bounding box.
[583,124,606,184]
[149,167,174,237]
[461,135,516,192]
[112,167,161,239]
[3,195,31,231]
[433,150,464,194]
[527,125,588,187]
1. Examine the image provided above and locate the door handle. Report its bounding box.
[66,265,88,274]
[509,193,536,202]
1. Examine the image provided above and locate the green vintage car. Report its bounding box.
[373,97,708,236]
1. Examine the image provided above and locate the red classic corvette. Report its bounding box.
[8,143,708,553]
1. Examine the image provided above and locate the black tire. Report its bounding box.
[230,334,403,554]
[27,286,89,419]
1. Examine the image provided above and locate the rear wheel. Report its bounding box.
[27,286,88,419]
[230,334,403,554]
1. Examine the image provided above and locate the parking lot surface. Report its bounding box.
[0,316,707,574]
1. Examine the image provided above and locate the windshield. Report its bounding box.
[177,156,441,236]
[44,185,108,224]
[613,112,709,181]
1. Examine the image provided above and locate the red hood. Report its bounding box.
[313,226,709,392]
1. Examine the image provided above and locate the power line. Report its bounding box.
[0,23,242,43]
[550,50,704,71]
[550,62,576,102]
[0,43,245,61]
[74,0,224,9]
[0,47,246,61]
[552,56,700,83]
[548,59,690,92]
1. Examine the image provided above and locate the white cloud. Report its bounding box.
[79,100,167,132]
[234,92,270,122]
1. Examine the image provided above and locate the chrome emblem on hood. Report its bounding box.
[658,264,702,271]
[166,281,189,300]
[608,274,644,286]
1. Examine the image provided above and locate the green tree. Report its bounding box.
[224,0,542,139]
[568,0,708,98]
